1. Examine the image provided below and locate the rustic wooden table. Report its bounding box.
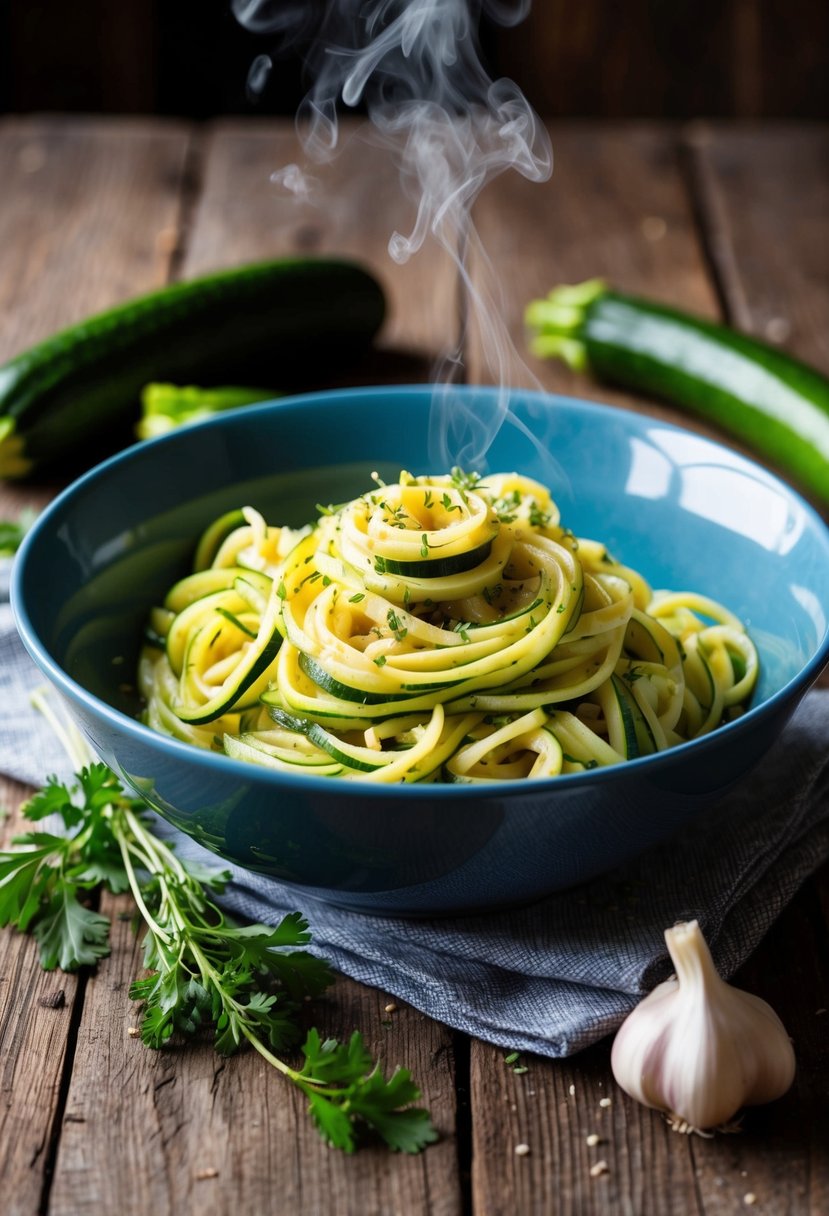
[0,116,827,1216]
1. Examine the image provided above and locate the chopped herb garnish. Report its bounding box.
[349,593,365,604]
[373,654,387,667]
[387,609,408,642]
[440,492,462,514]
[450,467,483,493]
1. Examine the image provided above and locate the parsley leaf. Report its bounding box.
[33,887,111,971]
[300,1030,438,1153]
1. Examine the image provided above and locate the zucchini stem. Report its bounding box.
[137,383,278,440]
[524,279,607,372]
[0,416,33,479]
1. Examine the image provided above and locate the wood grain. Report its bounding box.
[465,123,719,415]
[470,873,829,1216]
[686,882,829,1215]
[0,116,190,511]
[682,130,829,1210]
[686,124,829,615]
[686,123,829,378]
[470,1038,701,1216]
[0,116,189,358]
[181,119,458,369]
[48,892,463,1216]
[0,777,82,1216]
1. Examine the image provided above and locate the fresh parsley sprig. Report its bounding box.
[0,699,437,1154]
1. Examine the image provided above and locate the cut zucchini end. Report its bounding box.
[525,281,606,372]
[545,278,608,308]
[528,334,589,372]
[0,419,34,479]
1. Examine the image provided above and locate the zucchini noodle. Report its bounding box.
[138,469,759,783]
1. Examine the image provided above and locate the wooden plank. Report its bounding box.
[469,868,829,1216]
[0,116,190,514]
[49,892,461,1216]
[181,118,458,370]
[0,777,84,1216]
[47,117,463,1216]
[465,123,720,422]
[471,1036,700,1216]
[0,116,191,1216]
[683,124,829,1213]
[685,876,829,1215]
[685,123,829,628]
[0,116,189,359]
[685,124,829,379]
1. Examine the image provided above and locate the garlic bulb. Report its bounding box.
[611,920,795,1132]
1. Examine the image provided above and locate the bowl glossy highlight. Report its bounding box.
[12,387,829,914]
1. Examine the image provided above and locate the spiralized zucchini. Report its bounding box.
[138,470,759,783]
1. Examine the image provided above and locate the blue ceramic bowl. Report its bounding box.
[12,387,829,914]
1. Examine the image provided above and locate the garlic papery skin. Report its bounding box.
[610,920,796,1132]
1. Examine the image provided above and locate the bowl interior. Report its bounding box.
[18,387,828,728]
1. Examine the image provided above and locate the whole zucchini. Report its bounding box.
[525,280,829,509]
[0,258,385,479]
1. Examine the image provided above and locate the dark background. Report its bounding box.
[0,0,827,119]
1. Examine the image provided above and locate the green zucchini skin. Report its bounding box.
[0,258,385,479]
[527,283,829,508]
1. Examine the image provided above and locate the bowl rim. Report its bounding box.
[11,384,829,800]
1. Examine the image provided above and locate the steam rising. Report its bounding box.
[233,0,552,472]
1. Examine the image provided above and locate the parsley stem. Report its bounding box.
[123,807,188,886]
[238,1026,346,1094]
[115,821,173,946]
[29,688,91,771]
[238,1021,303,1081]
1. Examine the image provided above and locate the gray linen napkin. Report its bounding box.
[3,576,828,1057]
